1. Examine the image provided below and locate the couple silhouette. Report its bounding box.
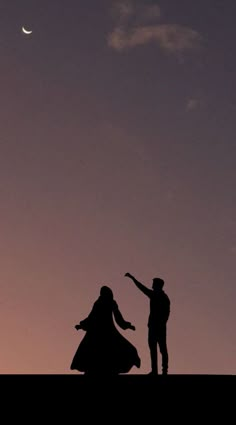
[70,273,170,375]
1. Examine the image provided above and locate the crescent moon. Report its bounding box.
[22,26,32,35]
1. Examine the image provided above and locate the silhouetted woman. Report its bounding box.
[70,286,141,374]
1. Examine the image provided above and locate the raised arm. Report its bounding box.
[125,273,152,298]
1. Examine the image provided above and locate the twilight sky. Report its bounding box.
[0,0,236,374]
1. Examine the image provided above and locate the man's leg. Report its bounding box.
[158,328,168,375]
[148,330,158,374]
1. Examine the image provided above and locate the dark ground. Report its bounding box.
[1,374,234,421]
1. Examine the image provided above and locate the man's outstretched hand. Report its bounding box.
[125,272,133,279]
[129,324,135,331]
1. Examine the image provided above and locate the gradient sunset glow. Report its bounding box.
[0,0,235,374]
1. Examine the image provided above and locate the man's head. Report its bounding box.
[152,277,164,291]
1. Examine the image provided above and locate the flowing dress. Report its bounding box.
[71,296,141,374]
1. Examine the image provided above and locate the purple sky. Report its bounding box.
[0,0,236,374]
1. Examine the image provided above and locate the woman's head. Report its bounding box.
[100,286,114,301]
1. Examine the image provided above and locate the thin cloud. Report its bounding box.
[114,1,134,21]
[113,0,161,23]
[109,2,202,53]
[186,98,201,111]
[108,24,201,52]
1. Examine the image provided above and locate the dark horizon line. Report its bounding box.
[0,373,235,377]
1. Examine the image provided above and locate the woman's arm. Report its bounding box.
[113,301,135,330]
[74,301,98,331]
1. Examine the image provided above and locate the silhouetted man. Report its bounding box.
[125,273,170,375]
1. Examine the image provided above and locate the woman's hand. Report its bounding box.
[75,324,81,330]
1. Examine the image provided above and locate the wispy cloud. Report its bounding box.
[186,98,199,111]
[108,1,202,53]
[186,97,203,111]
[113,1,161,23]
[113,0,134,21]
[108,24,201,52]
